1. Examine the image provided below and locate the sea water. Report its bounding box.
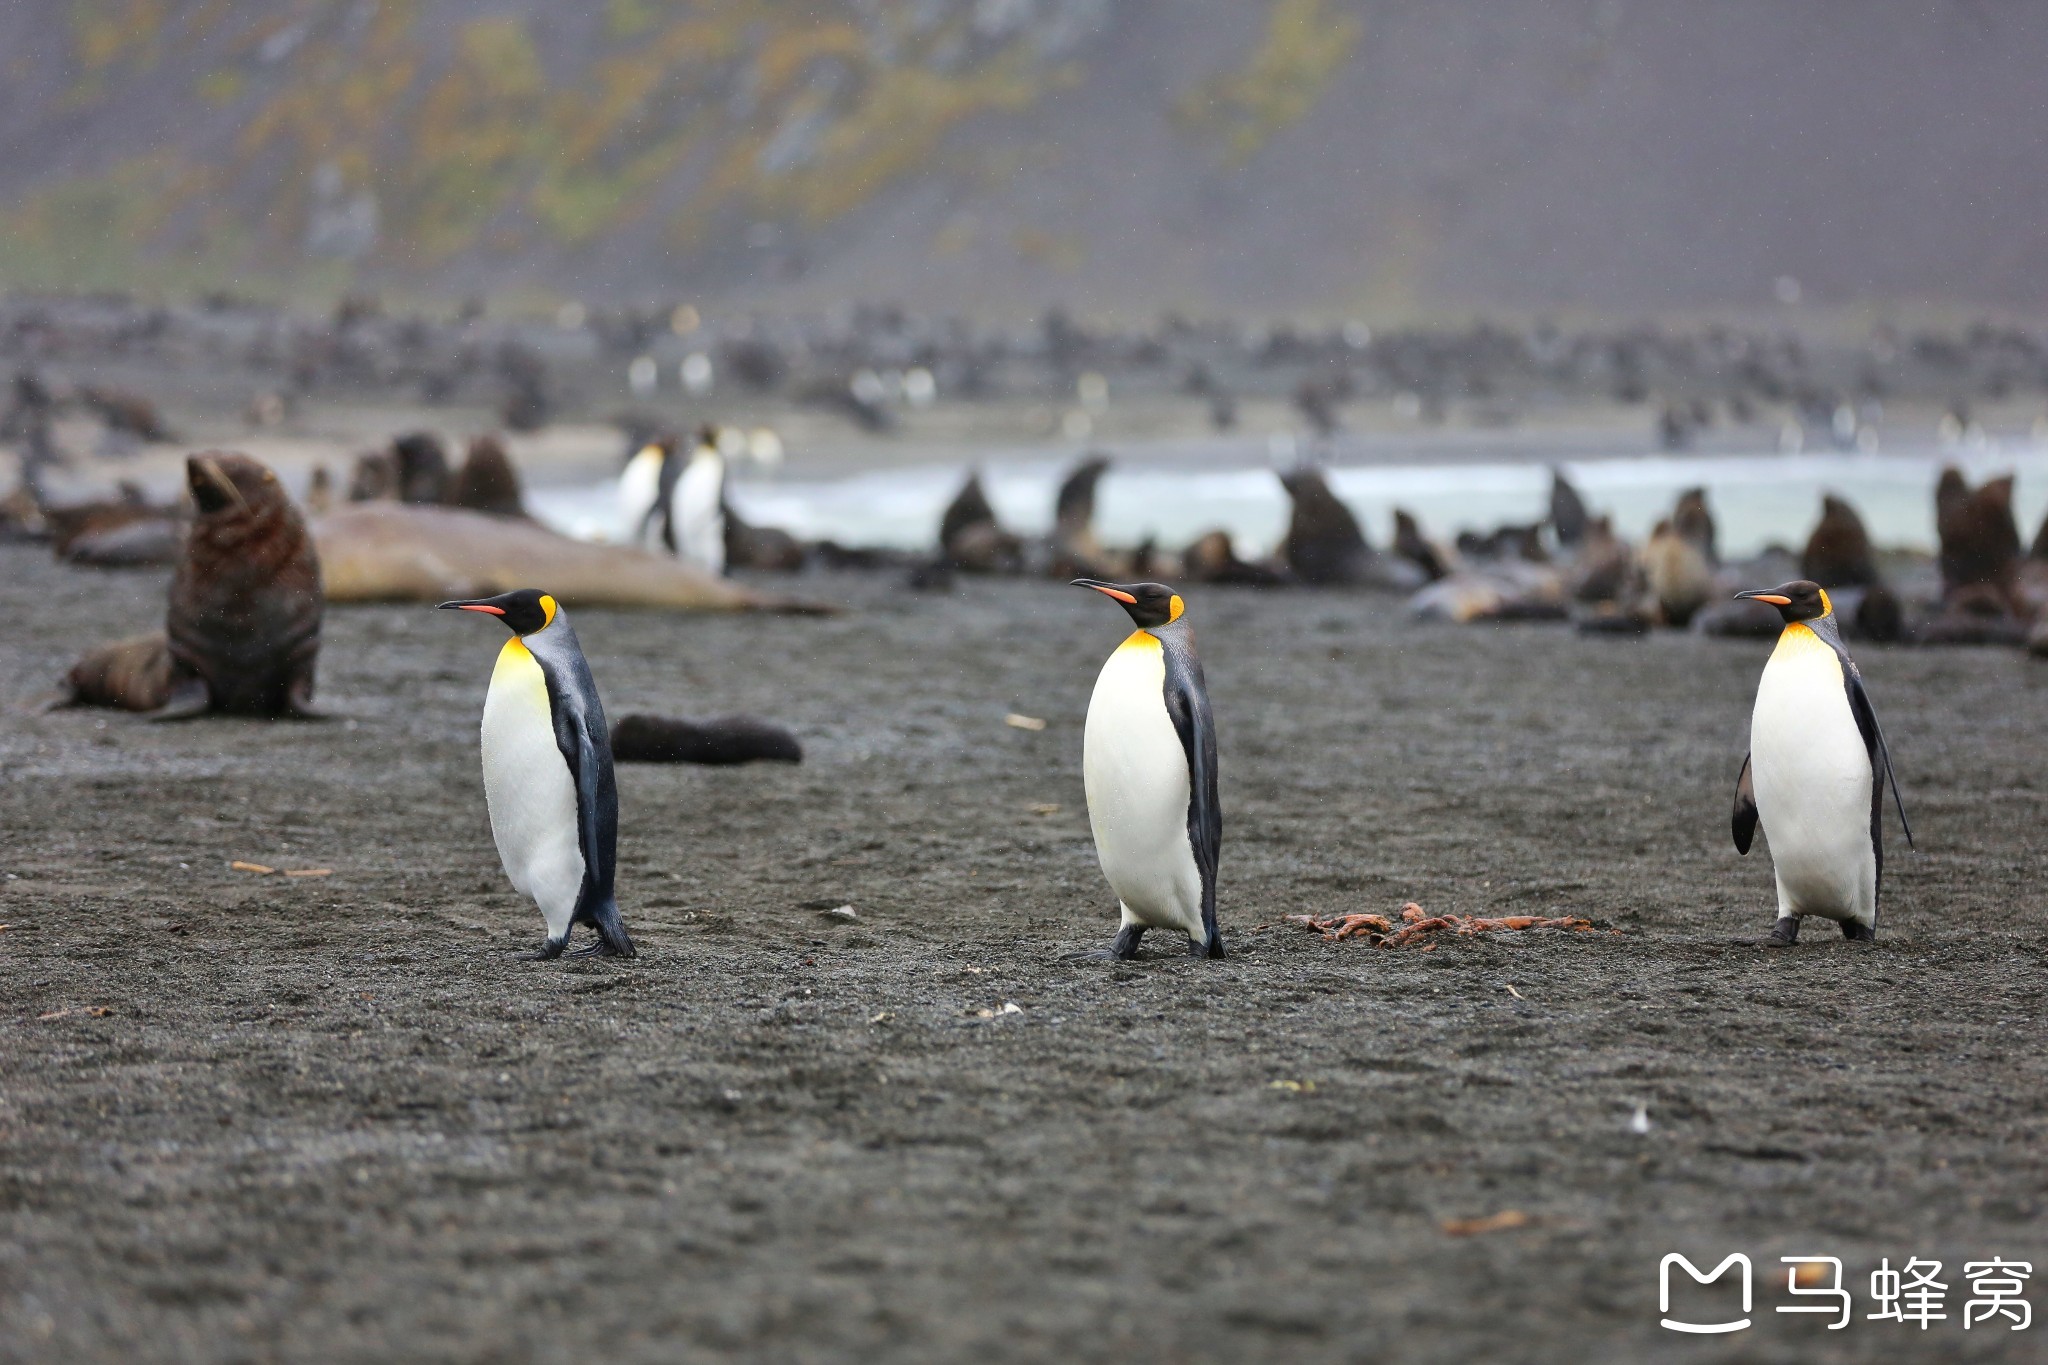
[529,439,2048,561]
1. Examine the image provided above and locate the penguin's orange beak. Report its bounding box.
[440,602,506,615]
[1073,579,1137,604]
[1734,591,1791,606]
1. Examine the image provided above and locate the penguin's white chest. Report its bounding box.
[673,451,725,575]
[480,640,586,938]
[1750,625,1875,921]
[1082,634,1202,934]
[618,448,665,550]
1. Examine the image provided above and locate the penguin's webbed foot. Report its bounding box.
[1764,917,1800,947]
[570,936,632,958]
[521,937,568,961]
[1188,934,1226,960]
[1841,920,1876,943]
[1109,924,1146,960]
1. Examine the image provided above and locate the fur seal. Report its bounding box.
[1565,515,1638,603]
[392,431,452,505]
[1642,517,1715,627]
[1277,467,1421,589]
[165,453,323,716]
[1549,468,1590,548]
[938,471,1023,573]
[1049,454,1113,578]
[610,714,803,765]
[1801,494,1879,588]
[58,454,323,716]
[1407,562,1567,624]
[1672,487,1718,563]
[725,505,807,571]
[60,633,173,712]
[1391,508,1450,581]
[1181,529,1289,587]
[1935,468,2021,610]
[445,436,527,518]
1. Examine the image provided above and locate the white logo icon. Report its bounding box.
[1661,1253,1753,1334]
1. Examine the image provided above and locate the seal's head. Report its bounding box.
[186,452,280,516]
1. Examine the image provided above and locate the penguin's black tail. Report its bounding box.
[590,897,637,958]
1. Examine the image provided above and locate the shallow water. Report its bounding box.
[532,437,2048,559]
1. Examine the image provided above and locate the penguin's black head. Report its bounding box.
[438,588,558,635]
[1073,578,1184,629]
[1734,579,1831,622]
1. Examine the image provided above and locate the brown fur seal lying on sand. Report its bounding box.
[59,453,324,716]
[610,714,803,765]
[312,503,831,612]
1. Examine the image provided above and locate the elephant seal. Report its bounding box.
[58,454,323,716]
[312,503,831,612]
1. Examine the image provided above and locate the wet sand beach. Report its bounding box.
[2,549,2044,1363]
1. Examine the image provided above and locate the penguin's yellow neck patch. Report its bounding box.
[1167,594,1185,623]
[1119,629,1164,653]
[539,594,557,628]
[1774,620,1837,662]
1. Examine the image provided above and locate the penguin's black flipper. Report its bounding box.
[1732,753,1758,855]
[1161,646,1222,953]
[553,698,635,958]
[1845,670,1912,849]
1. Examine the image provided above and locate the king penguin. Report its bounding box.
[618,437,675,552]
[671,425,728,577]
[440,589,636,960]
[1731,579,1911,944]
[1073,579,1223,959]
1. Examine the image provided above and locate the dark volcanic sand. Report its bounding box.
[2,544,2045,1365]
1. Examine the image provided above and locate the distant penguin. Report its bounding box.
[672,425,728,577]
[1731,580,1911,944]
[619,436,675,552]
[440,589,635,960]
[1073,579,1222,959]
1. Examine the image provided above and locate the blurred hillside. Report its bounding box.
[4,0,2047,318]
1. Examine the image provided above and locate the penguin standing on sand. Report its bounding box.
[1073,579,1223,959]
[1731,580,1911,944]
[618,437,673,552]
[440,589,636,959]
[672,426,728,576]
